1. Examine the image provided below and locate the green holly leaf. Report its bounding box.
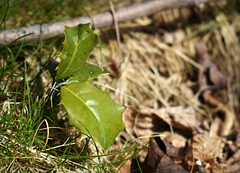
[61,81,125,150]
[56,23,97,79]
[69,63,108,82]
[52,23,125,150]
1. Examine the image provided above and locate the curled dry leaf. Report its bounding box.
[192,134,225,161]
[123,105,199,138]
[123,107,168,136]
[140,105,199,131]
[143,137,188,173]
[195,42,227,106]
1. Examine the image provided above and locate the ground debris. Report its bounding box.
[143,137,189,173]
[195,42,228,106]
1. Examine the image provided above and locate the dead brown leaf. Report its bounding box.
[143,137,189,173]
[123,107,170,136]
[140,105,199,131]
[123,105,200,139]
[192,134,224,161]
[195,42,228,106]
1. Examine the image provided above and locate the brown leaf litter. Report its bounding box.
[90,3,240,172]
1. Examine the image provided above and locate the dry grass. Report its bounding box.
[90,3,240,172]
[93,5,239,112]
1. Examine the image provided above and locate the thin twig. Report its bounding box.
[0,0,225,46]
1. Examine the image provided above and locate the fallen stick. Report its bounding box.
[0,0,225,46]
